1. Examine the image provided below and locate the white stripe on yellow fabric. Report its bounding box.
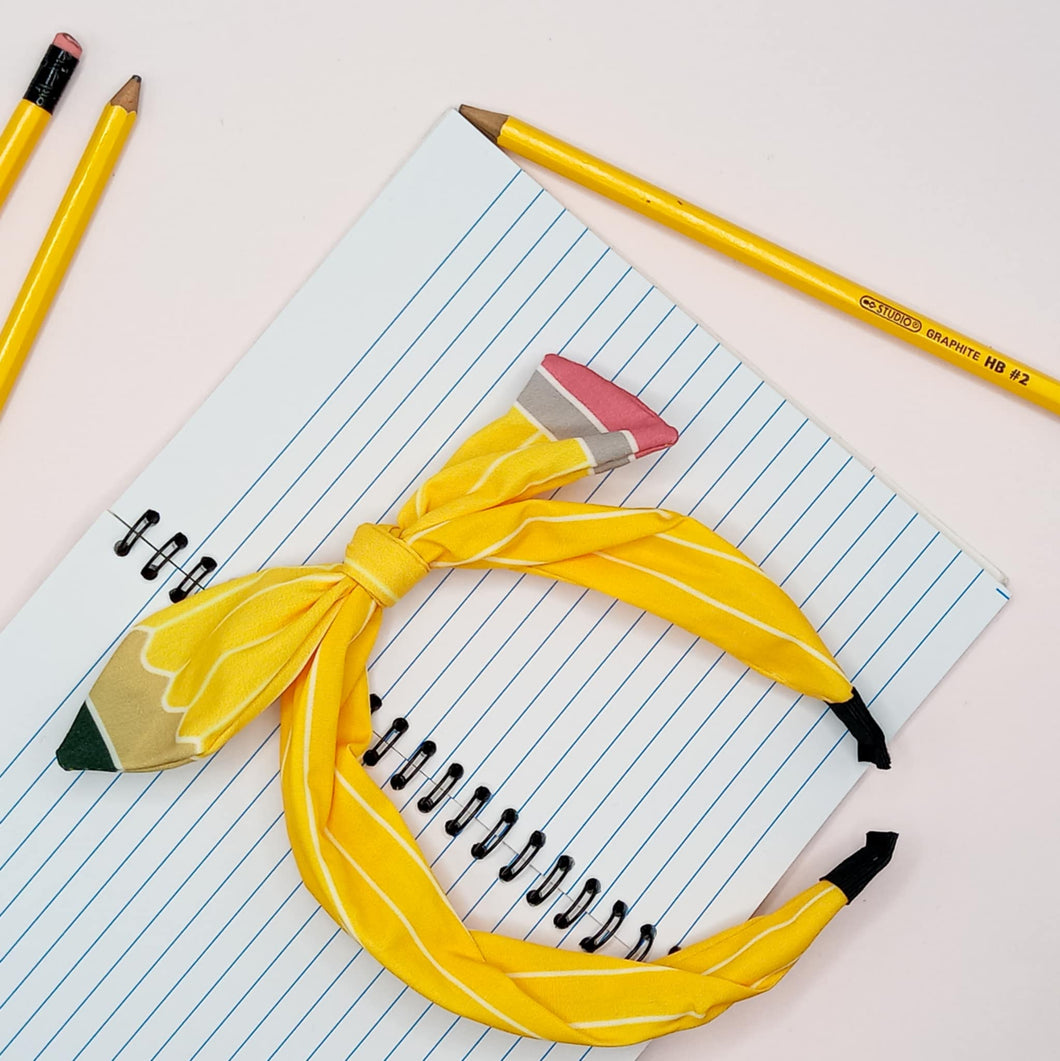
[518,455,593,494]
[594,551,847,681]
[157,627,290,711]
[299,646,356,937]
[279,723,294,775]
[466,449,524,498]
[333,769,457,911]
[293,598,376,938]
[134,570,269,635]
[197,598,348,743]
[517,429,547,449]
[413,483,428,520]
[135,572,344,691]
[140,570,336,639]
[324,825,538,1038]
[749,959,797,991]
[508,966,677,980]
[468,556,548,568]
[570,1011,710,1030]
[199,668,291,744]
[700,887,834,976]
[405,457,593,547]
[512,400,557,441]
[656,532,767,576]
[341,557,400,606]
[572,436,595,470]
[436,509,667,567]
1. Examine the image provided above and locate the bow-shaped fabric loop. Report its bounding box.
[55,355,895,1046]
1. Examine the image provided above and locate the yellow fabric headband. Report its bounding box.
[56,356,895,1046]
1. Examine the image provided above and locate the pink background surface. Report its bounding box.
[1,3,1057,1058]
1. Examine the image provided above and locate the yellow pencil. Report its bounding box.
[460,105,1060,419]
[0,33,82,216]
[0,76,140,419]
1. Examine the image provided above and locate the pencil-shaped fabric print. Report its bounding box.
[55,356,895,1047]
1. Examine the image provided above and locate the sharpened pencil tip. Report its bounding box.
[110,75,141,112]
[56,703,117,772]
[459,105,507,143]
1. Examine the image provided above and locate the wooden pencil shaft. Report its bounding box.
[0,101,49,211]
[0,83,138,416]
[462,107,1060,418]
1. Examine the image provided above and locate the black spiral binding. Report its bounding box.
[170,556,218,603]
[526,854,573,904]
[360,707,670,954]
[115,509,215,600]
[114,510,159,556]
[624,923,657,961]
[499,830,545,882]
[390,741,436,790]
[417,762,463,812]
[470,808,518,859]
[363,717,408,766]
[554,878,601,929]
[445,786,491,836]
[580,900,628,952]
[141,534,189,580]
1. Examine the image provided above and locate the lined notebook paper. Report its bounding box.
[0,110,1006,1061]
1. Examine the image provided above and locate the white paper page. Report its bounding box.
[0,110,1006,1061]
[0,514,619,1061]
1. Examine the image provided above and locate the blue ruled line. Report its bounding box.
[39,211,619,1056]
[39,236,628,1056]
[678,567,984,942]
[0,170,525,789]
[66,795,284,1059]
[0,129,1007,1061]
[0,773,114,884]
[13,734,276,1054]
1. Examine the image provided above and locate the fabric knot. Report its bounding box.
[342,523,429,606]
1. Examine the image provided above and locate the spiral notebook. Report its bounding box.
[0,110,1007,1061]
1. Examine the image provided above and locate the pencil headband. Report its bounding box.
[56,355,894,1046]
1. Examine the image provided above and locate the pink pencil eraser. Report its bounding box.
[53,33,82,59]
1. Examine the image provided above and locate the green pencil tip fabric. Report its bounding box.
[56,703,116,772]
